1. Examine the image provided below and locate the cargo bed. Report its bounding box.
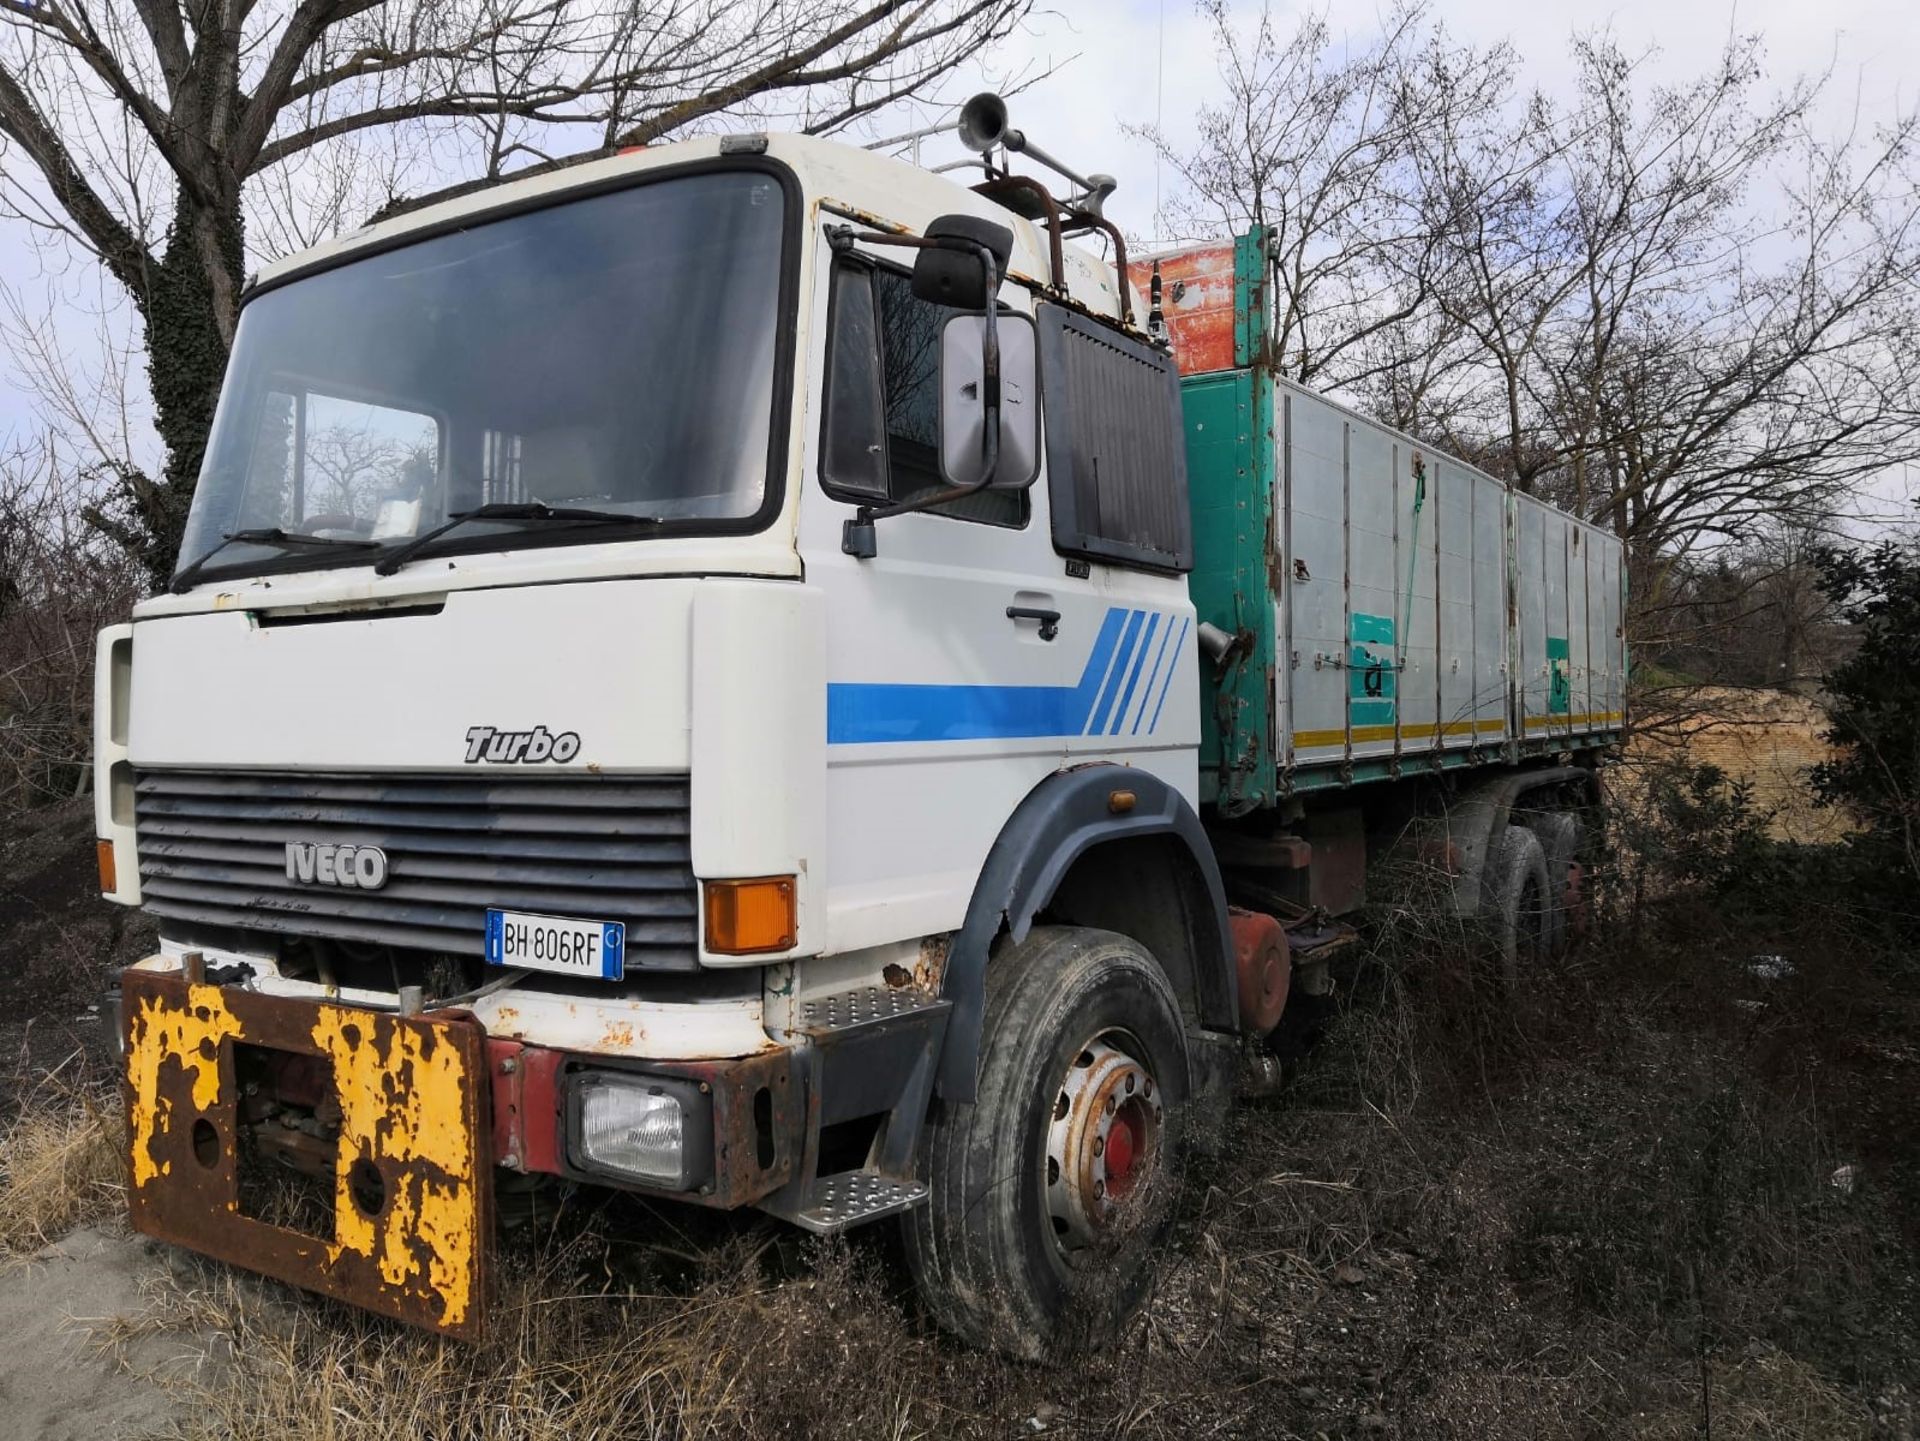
[1155,233,1626,810]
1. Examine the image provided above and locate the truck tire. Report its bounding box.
[902,926,1190,1358]
[1526,811,1584,955]
[1484,824,1550,984]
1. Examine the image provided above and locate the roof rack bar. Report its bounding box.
[971,175,1068,298]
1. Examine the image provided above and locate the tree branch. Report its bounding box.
[0,59,154,297]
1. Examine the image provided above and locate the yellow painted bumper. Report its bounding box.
[121,966,491,1340]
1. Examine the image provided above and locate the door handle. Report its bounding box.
[1006,605,1061,642]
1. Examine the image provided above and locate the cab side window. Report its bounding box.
[821,259,1025,528]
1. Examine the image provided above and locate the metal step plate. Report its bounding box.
[795,984,946,1037]
[790,1171,930,1234]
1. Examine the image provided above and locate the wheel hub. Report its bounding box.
[1045,1037,1163,1250]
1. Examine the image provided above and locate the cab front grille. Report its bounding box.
[133,770,698,970]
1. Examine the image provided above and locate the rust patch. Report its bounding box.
[120,969,490,1340]
[125,983,244,1189]
[598,1020,636,1049]
[1150,240,1239,374]
[881,963,913,990]
[312,1005,483,1331]
[913,935,952,994]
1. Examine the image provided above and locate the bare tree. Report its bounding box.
[1423,35,1920,571]
[0,0,1032,582]
[1155,13,1920,672]
[1134,1,1516,392]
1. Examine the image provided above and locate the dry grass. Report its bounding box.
[0,1059,124,1257]
[7,752,1914,1437]
[1636,1345,1874,1440]
[63,912,1907,1441]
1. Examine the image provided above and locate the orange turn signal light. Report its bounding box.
[96,839,117,894]
[704,876,797,955]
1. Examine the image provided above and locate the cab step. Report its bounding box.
[789,1170,930,1234]
[761,982,950,1235]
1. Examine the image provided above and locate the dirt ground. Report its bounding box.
[1627,687,1853,843]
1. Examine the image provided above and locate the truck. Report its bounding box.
[93,95,1625,1356]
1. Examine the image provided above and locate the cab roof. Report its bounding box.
[252,132,1134,325]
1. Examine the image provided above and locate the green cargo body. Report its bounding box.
[1176,236,1627,813]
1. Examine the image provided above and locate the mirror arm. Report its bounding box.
[837,233,1004,560]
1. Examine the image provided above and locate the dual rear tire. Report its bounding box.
[1484,810,1587,978]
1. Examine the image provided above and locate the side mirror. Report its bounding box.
[939,312,1039,491]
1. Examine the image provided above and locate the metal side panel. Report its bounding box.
[1285,389,1348,765]
[1344,418,1399,762]
[1198,356,1628,798]
[1184,369,1276,811]
[1434,458,1477,748]
[1469,471,1509,749]
[1515,496,1549,735]
[1569,523,1593,731]
[1542,507,1571,739]
[1398,441,1440,755]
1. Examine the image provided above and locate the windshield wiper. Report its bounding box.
[372,502,660,577]
[172,528,381,595]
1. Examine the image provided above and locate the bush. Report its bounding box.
[1813,536,1920,937]
[0,443,144,819]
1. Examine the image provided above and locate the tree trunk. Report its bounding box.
[97,185,245,590]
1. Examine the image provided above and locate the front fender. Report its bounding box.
[935,765,1233,1101]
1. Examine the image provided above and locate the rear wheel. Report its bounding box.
[1526,811,1585,954]
[1484,824,1550,984]
[902,926,1190,1358]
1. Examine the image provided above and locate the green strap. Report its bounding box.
[1398,454,1426,670]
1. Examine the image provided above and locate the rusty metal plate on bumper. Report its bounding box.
[121,969,490,1340]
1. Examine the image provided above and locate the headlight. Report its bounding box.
[570,1074,711,1191]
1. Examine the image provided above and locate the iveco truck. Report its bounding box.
[95,95,1624,1354]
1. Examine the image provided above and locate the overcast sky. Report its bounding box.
[1,0,1911,484]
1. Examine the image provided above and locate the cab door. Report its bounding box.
[799,231,1090,955]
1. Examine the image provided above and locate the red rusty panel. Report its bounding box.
[1148,240,1241,375]
[486,1039,565,1177]
[1228,907,1291,1034]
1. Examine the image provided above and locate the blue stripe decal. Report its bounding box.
[1109,612,1159,734]
[826,607,1132,745]
[1068,606,1132,725]
[1147,617,1190,734]
[1086,610,1145,735]
[1132,617,1175,735]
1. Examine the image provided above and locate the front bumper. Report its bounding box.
[120,964,807,1340]
[121,966,491,1339]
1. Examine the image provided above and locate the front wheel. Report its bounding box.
[902,926,1190,1358]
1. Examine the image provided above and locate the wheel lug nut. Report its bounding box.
[1092,1136,1104,1156]
[1125,1074,1136,1093]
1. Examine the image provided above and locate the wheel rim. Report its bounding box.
[1044,1033,1164,1253]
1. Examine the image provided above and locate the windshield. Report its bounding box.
[176,167,789,583]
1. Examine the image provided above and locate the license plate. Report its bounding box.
[485,909,625,979]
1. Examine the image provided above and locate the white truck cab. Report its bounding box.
[96,114,1621,1354]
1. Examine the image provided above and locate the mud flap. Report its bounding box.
[120,969,491,1340]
